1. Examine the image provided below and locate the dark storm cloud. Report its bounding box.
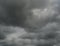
[0,0,60,46]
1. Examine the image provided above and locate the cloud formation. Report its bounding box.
[0,0,60,46]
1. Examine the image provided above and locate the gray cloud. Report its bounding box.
[0,0,60,46]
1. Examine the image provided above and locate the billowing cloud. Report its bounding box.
[0,0,60,46]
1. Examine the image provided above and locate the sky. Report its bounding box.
[0,0,60,46]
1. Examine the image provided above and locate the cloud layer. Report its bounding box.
[0,0,60,46]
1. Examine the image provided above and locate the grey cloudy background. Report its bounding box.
[0,0,60,46]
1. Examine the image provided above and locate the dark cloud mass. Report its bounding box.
[0,0,60,46]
